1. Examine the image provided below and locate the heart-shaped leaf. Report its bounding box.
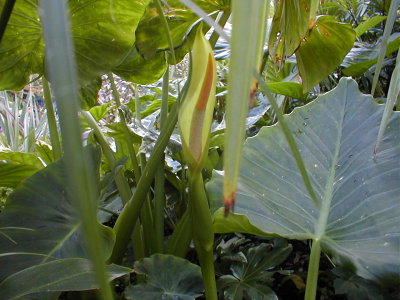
[0,146,115,282]
[125,254,203,300]
[208,78,400,284]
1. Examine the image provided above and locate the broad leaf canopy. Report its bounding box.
[0,0,150,90]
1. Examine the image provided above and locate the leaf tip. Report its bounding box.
[223,191,236,217]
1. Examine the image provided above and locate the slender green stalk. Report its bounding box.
[42,78,62,160]
[40,0,113,299]
[189,172,217,300]
[108,73,141,183]
[0,0,15,43]
[110,73,155,256]
[160,66,169,126]
[256,74,320,209]
[153,68,170,253]
[109,102,179,264]
[375,50,400,153]
[81,111,132,205]
[304,240,321,300]
[133,84,141,121]
[209,10,230,49]
[155,0,176,65]
[12,92,19,151]
[371,0,399,95]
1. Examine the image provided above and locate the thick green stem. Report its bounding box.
[304,240,321,300]
[153,68,170,253]
[189,172,217,300]
[42,78,62,160]
[109,102,179,264]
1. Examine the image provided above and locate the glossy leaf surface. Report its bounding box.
[0,0,149,90]
[0,162,40,188]
[296,16,355,92]
[209,78,400,283]
[125,254,203,300]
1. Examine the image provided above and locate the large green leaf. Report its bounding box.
[0,0,150,90]
[0,162,39,188]
[0,258,131,300]
[0,151,45,187]
[125,254,203,300]
[113,47,168,84]
[0,151,44,169]
[0,146,115,282]
[208,78,400,283]
[296,16,355,92]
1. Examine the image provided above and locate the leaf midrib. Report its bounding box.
[315,87,347,240]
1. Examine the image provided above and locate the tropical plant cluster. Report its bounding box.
[0,0,399,299]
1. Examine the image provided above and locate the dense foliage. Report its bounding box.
[0,0,399,299]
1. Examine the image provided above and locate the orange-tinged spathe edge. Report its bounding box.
[196,53,215,111]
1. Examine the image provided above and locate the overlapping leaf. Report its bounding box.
[0,0,150,90]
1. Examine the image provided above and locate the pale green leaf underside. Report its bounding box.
[0,147,115,282]
[209,78,400,282]
[0,258,131,300]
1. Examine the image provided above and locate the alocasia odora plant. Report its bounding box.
[178,25,218,300]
